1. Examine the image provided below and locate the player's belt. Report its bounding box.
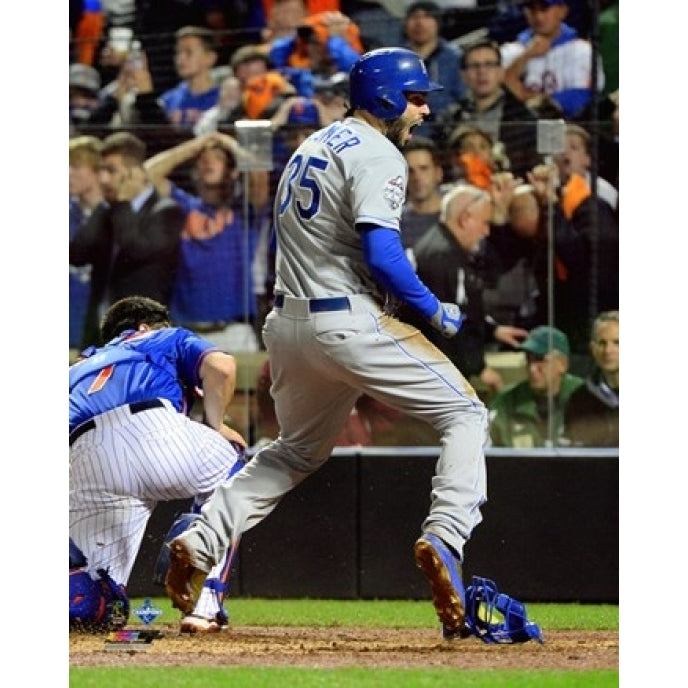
[69,399,166,447]
[273,294,351,312]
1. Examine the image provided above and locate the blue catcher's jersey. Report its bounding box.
[69,327,218,432]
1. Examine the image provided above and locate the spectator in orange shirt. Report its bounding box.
[269,9,364,89]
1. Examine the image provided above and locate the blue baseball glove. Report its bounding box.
[464,576,544,644]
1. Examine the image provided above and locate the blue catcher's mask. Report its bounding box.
[464,576,544,644]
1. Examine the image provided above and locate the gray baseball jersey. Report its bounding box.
[273,117,406,298]
[177,116,489,576]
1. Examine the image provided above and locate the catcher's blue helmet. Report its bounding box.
[348,47,443,120]
[69,568,130,632]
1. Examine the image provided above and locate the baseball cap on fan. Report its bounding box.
[313,72,349,99]
[70,63,101,95]
[287,100,320,126]
[519,326,570,357]
[405,1,441,20]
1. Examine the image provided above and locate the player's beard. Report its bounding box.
[384,117,408,151]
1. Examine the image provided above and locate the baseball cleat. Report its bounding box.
[414,533,468,640]
[165,538,206,615]
[179,613,226,634]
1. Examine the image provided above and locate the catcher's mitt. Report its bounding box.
[464,576,544,644]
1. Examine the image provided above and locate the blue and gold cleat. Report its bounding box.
[165,538,206,616]
[414,533,468,640]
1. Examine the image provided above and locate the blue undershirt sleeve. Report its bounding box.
[359,224,439,320]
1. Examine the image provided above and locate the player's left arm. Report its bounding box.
[360,224,441,319]
[361,225,464,338]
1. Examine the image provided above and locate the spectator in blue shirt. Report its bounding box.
[145,131,271,353]
[113,25,223,129]
[402,1,464,139]
[157,25,221,128]
[500,0,604,119]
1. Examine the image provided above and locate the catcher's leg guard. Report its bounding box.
[166,454,247,628]
[154,452,247,586]
[153,512,201,586]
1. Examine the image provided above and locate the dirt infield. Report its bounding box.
[70,625,618,670]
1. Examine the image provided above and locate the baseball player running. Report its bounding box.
[69,296,247,633]
[165,48,490,640]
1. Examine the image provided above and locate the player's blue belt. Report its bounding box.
[273,294,350,312]
[69,399,166,447]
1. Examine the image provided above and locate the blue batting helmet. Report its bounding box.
[348,47,443,120]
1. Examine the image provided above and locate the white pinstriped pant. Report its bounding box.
[69,399,239,586]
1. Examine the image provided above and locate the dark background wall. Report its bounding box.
[129,448,619,603]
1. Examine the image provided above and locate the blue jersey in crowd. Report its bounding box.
[169,185,259,325]
[69,327,217,432]
[159,83,220,127]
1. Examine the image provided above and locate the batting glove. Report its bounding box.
[429,301,464,339]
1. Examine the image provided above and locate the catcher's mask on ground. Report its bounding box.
[464,576,544,644]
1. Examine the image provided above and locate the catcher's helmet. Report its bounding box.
[348,47,443,120]
[70,570,108,630]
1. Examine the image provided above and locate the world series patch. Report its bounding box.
[383,176,405,210]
